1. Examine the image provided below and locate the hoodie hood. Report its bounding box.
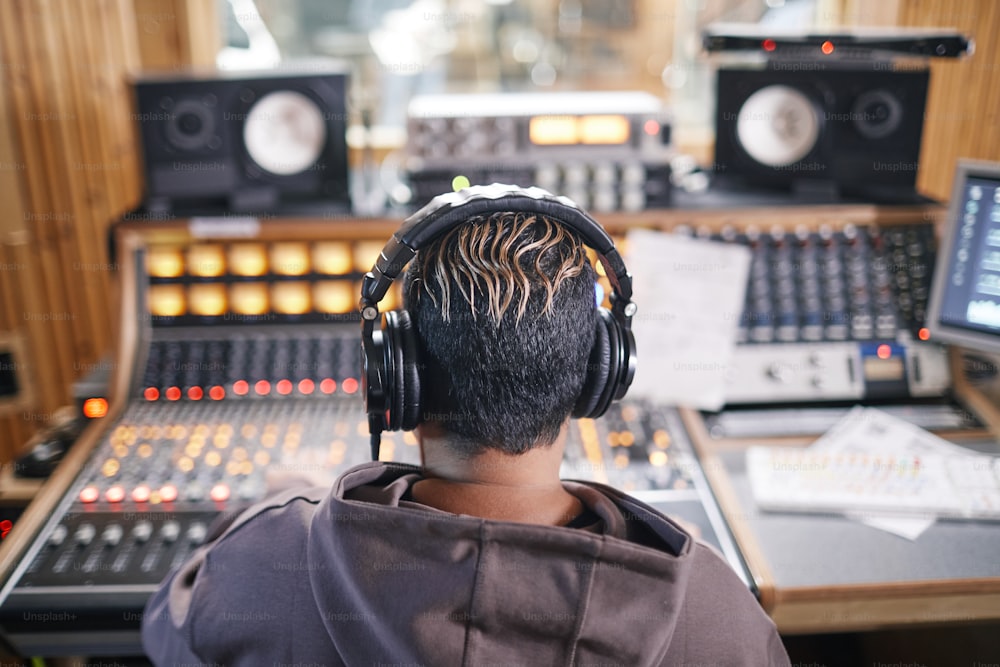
[308,462,696,666]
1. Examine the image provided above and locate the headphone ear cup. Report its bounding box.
[574,310,614,419]
[384,310,422,431]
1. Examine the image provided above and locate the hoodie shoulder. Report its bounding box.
[142,488,340,665]
[671,542,790,666]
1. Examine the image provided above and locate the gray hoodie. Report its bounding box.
[142,462,790,666]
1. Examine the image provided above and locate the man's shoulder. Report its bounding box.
[209,486,328,553]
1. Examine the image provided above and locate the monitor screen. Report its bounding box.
[927,160,1000,353]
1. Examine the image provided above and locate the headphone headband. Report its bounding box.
[360,184,634,318]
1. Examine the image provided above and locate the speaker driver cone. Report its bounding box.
[243,91,328,176]
[735,85,820,168]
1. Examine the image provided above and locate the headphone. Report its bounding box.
[360,183,637,460]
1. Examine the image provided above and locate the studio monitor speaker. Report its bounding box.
[714,65,929,199]
[134,67,350,214]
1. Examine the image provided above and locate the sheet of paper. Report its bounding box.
[848,513,937,541]
[809,407,981,539]
[624,229,751,411]
[811,406,980,458]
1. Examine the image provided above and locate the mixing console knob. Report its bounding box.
[74,523,96,547]
[161,520,181,544]
[102,524,124,547]
[132,521,154,544]
[187,522,208,545]
[47,524,68,547]
[766,363,791,383]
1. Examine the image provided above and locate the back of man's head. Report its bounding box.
[404,211,598,457]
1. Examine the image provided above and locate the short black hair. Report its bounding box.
[404,211,598,456]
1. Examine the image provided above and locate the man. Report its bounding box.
[142,202,790,665]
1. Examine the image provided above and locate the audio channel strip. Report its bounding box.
[0,217,745,657]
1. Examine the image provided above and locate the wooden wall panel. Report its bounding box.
[895,0,1000,200]
[0,0,216,463]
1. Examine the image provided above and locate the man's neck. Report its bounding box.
[411,422,583,526]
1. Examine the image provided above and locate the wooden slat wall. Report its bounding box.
[0,0,217,463]
[895,0,1000,200]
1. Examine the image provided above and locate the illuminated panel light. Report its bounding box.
[353,241,387,273]
[298,378,315,395]
[188,283,227,317]
[876,344,892,360]
[579,115,630,145]
[79,486,100,503]
[255,380,271,396]
[271,242,310,276]
[342,378,359,394]
[643,119,659,136]
[209,385,225,400]
[230,283,269,315]
[276,379,293,395]
[228,243,268,276]
[82,397,108,419]
[105,485,126,503]
[131,485,151,503]
[187,386,204,400]
[821,40,835,55]
[272,282,312,315]
[165,386,181,401]
[144,387,160,401]
[314,281,354,314]
[918,327,930,341]
[210,483,231,503]
[312,241,353,275]
[187,244,225,277]
[159,484,179,503]
[146,246,184,278]
[762,38,777,52]
[529,115,578,145]
[148,284,186,317]
[320,378,336,394]
[1,520,12,539]
[233,380,250,396]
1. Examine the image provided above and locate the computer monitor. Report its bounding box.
[927,159,1000,354]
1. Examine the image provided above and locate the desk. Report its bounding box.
[684,405,1000,634]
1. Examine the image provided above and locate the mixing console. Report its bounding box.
[717,223,951,404]
[0,396,727,656]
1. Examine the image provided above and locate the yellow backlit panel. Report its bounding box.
[314,280,354,314]
[579,115,630,145]
[270,243,310,276]
[188,283,227,316]
[312,241,352,275]
[187,244,225,277]
[529,115,578,145]
[228,244,268,276]
[271,282,311,315]
[230,282,269,315]
[353,240,386,273]
[149,284,186,317]
[147,246,184,278]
